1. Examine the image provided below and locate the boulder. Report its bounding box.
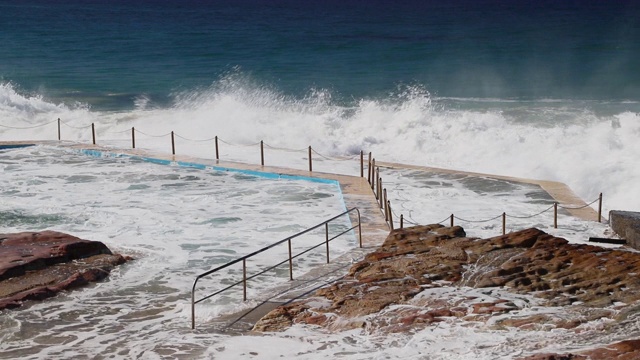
[0,231,130,310]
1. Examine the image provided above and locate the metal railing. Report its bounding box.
[190,207,361,329]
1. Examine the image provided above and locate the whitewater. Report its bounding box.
[0,79,637,359]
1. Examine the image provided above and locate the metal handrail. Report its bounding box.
[191,207,362,329]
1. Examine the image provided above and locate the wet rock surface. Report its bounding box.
[0,231,130,310]
[253,225,640,357]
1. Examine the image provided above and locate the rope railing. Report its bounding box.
[388,194,605,236]
[0,118,58,129]
[3,118,606,235]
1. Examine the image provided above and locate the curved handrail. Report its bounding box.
[191,207,361,329]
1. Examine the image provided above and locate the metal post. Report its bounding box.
[57,118,61,141]
[375,168,380,199]
[450,214,454,227]
[242,259,247,301]
[378,177,383,208]
[260,140,264,166]
[91,123,96,145]
[554,202,558,229]
[360,150,364,178]
[371,159,376,190]
[215,136,219,160]
[368,153,372,184]
[132,127,136,149]
[502,212,506,235]
[598,193,603,223]
[383,188,389,221]
[308,146,312,172]
[358,217,362,248]
[388,200,394,230]
[171,131,175,155]
[400,214,404,229]
[325,223,330,264]
[288,239,293,281]
[191,291,195,329]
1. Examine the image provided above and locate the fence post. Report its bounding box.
[288,239,293,281]
[91,123,96,145]
[378,177,383,208]
[388,200,394,230]
[360,150,364,178]
[171,131,175,155]
[383,188,389,221]
[242,259,247,301]
[57,118,61,141]
[325,223,330,264]
[502,212,506,235]
[554,202,558,229]
[215,136,219,160]
[598,193,603,223]
[450,214,454,227]
[260,140,264,166]
[400,214,404,229]
[368,153,372,185]
[371,159,376,190]
[132,127,136,149]
[308,146,312,172]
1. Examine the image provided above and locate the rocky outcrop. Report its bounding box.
[0,231,130,310]
[518,339,640,359]
[253,225,640,336]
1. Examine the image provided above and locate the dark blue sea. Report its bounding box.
[1,0,640,209]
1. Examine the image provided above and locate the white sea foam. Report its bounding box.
[0,79,636,359]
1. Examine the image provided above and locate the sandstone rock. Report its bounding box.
[518,339,640,360]
[0,231,130,310]
[254,225,640,335]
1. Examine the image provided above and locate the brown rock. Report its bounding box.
[253,226,640,335]
[0,231,130,310]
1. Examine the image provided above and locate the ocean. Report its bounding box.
[1,1,639,358]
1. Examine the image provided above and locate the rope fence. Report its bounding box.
[2,118,606,236]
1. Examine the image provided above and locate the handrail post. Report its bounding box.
[171,131,175,155]
[378,176,383,208]
[132,127,136,149]
[308,146,312,172]
[598,193,603,223]
[325,223,330,263]
[360,150,364,178]
[371,159,376,190]
[388,201,394,230]
[288,239,293,280]
[191,286,196,329]
[383,188,389,221]
[260,140,264,166]
[502,212,506,235]
[57,118,61,141]
[357,209,362,248]
[242,259,247,301]
[368,153,372,185]
[215,136,219,160]
[554,202,558,229]
[91,123,96,145]
[450,214,454,227]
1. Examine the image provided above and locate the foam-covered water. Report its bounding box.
[2,0,640,357]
